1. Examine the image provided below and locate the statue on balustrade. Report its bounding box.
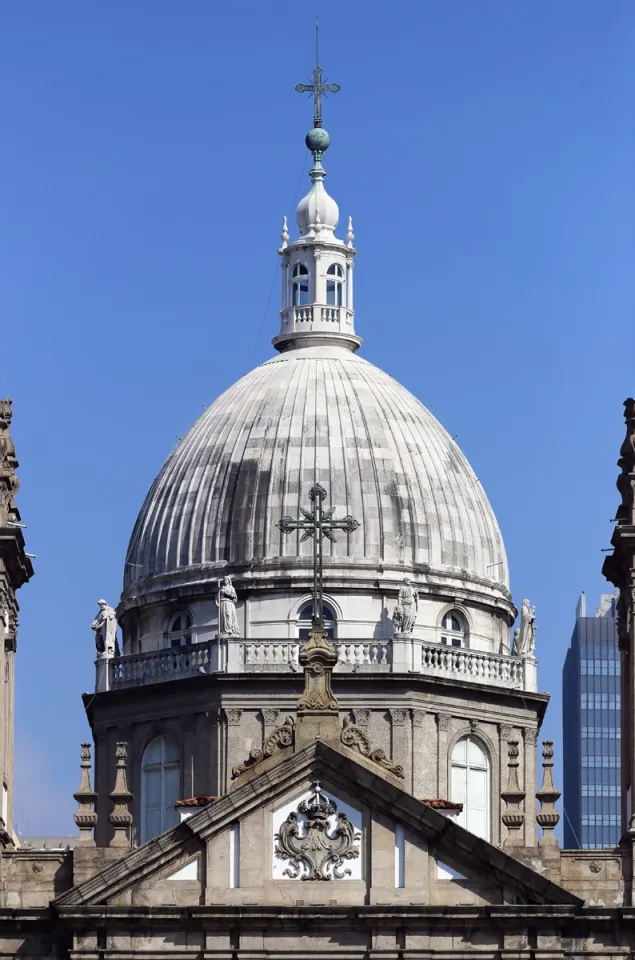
[91,599,118,657]
[392,578,418,637]
[512,598,535,658]
[218,576,240,638]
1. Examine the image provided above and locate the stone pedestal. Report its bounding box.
[392,634,412,672]
[95,654,111,693]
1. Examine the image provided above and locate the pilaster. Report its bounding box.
[522,727,538,846]
[498,723,513,846]
[390,709,409,784]
[436,713,451,798]
[411,710,428,798]
[224,708,243,790]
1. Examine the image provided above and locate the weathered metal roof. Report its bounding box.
[123,345,508,595]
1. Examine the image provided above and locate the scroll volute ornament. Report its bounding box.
[297,626,338,712]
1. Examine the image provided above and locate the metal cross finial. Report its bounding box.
[277,484,359,629]
[295,19,340,128]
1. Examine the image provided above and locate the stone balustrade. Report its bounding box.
[405,639,532,690]
[241,639,391,672]
[103,637,535,692]
[109,644,214,688]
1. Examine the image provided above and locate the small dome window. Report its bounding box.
[298,602,336,641]
[440,611,466,648]
[167,612,194,648]
[292,263,310,306]
[326,263,343,306]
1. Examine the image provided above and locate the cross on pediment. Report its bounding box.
[277,484,359,629]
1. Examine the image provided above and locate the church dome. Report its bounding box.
[121,109,512,627]
[123,343,509,604]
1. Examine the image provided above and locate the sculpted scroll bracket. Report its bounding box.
[232,716,295,779]
[340,716,405,779]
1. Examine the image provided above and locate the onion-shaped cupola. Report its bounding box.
[274,62,359,354]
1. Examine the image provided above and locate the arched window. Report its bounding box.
[326,263,343,306]
[292,263,309,306]
[298,602,336,641]
[141,737,180,843]
[440,611,466,648]
[167,612,193,648]
[450,737,490,840]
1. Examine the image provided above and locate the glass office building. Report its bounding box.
[562,592,620,849]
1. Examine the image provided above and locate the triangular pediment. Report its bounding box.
[54,740,581,909]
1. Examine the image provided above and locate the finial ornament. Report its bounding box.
[347,216,355,248]
[536,740,560,848]
[109,742,133,848]
[73,743,97,846]
[295,20,340,131]
[281,216,289,249]
[501,740,525,847]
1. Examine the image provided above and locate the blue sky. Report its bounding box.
[2,2,633,835]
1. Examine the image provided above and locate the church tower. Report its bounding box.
[0,400,33,845]
[85,55,543,852]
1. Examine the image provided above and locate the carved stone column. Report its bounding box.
[522,727,538,846]
[536,740,560,848]
[109,742,132,849]
[436,714,451,798]
[74,743,97,846]
[390,709,409,785]
[501,741,525,848]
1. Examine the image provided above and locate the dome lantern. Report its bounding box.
[275,45,358,353]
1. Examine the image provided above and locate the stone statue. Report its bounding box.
[218,576,240,638]
[512,599,535,657]
[91,599,117,657]
[0,400,19,525]
[393,578,418,636]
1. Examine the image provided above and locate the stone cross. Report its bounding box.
[277,484,359,630]
[295,22,340,127]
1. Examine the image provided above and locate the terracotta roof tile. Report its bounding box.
[421,798,463,810]
[175,795,219,808]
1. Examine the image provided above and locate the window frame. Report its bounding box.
[292,263,310,307]
[439,610,467,648]
[449,735,491,841]
[140,736,181,844]
[165,610,195,648]
[325,263,344,306]
[297,601,337,641]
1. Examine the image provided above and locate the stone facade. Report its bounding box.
[0,399,33,845]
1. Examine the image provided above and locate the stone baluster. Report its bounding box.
[536,740,560,848]
[73,743,97,846]
[109,742,133,849]
[501,740,525,847]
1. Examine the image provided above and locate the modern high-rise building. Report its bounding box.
[563,592,620,849]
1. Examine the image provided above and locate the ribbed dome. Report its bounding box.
[124,345,509,598]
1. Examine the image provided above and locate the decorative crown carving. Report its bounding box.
[274,781,360,881]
